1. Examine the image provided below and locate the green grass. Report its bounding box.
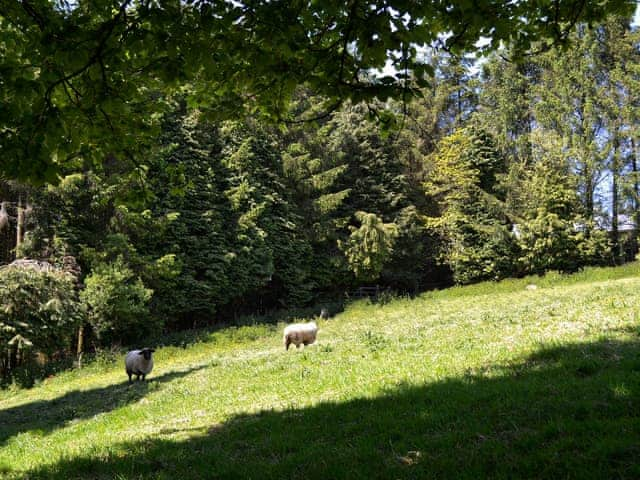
[2,263,640,479]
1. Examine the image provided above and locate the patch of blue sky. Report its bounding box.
[377,3,640,80]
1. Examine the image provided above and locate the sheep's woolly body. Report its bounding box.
[125,349,154,382]
[283,321,318,350]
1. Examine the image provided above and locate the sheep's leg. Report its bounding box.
[141,374,146,381]
[285,337,292,350]
[127,370,133,384]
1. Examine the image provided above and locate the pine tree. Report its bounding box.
[425,125,516,283]
[516,130,611,273]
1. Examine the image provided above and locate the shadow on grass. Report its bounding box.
[0,364,208,448]
[20,338,640,479]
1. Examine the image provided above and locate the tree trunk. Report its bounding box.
[611,132,620,263]
[584,162,594,221]
[76,325,84,368]
[631,138,640,258]
[16,194,24,253]
[578,94,594,221]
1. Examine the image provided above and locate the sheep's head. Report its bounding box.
[139,348,155,360]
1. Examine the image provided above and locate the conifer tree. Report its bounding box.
[425,125,516,283]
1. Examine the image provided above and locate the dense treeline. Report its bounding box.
[1,17,639,383]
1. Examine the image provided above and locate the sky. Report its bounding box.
[379,5,640,79]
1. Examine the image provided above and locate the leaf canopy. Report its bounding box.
[0,0,635,181]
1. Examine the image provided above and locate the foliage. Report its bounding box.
[5,14,640,370]
[0,266,83,380]
[219,121,314,311]
[481,18,640,262]
[142,111,314,323]
[18,168,172,343]
[80,257,154,345]
[425,126,517,283]
[515,131,612,274]
[280,101,432,291]
[339,211,398,281]
[0,1,633,182]
[140,106,234,324]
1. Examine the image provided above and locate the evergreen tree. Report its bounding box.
[315,102,430,289]
[597,17,640,260]
[425,125,517,284]
[533,24,607,222]
[339,212,398,282]
[478,57,540,164]
[219,120,314,312]
[143,105,232,326]
[515,131,611,273]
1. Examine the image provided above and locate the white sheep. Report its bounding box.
[283,321,318,350]
[125,348,155,383]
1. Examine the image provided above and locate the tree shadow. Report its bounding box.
[20,338,640,479]
[0,364,208,447]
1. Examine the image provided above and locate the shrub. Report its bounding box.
[80,258,155,346]
[0,266,84,383]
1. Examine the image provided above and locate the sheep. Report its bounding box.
[125,348,155,383]
[283,321,318,350]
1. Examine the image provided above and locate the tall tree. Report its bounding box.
[598,17,640,259]
[515,130,611,273]
[478,56,540,165]
[424,125,516,284]
[433,53,479,135]
[533,25,608,222]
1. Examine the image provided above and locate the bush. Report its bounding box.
[0,266,84,383]
[80,258,155,346]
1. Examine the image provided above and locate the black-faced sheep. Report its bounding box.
[283,321,318,350]
[125,348,155,383]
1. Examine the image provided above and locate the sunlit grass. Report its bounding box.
[2,263,640,478]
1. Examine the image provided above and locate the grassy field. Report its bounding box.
[2,264,640,479]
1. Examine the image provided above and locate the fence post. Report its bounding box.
[76,325,84,368]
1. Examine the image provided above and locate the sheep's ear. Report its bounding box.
[138,351,145,355]
[150,349,155,353]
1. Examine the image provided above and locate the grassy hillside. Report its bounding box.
[2,264,640,479]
